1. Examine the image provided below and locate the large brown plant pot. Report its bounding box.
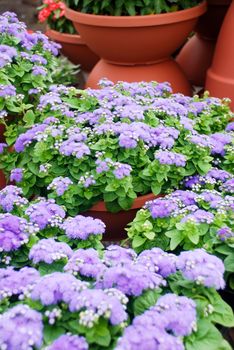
[65,2,207,94]
[82,193,159,241]
[0,170,6,190]
[176,0,231,86]
[206,1,234,110]
[46,28,99,71]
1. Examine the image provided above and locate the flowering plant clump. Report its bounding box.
[127,169,234,289]
[0,186,104,268]
[66,0,203,15]
[1,81,233,213]
[38,0,76,34]
[0,12,60,101]
[0,244,233,349]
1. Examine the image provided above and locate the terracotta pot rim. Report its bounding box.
[65,1,207,27]
[46,28,85,44]
[91,193,162,211]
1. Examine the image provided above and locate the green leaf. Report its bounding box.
[188,230,200,244]
[210,292,234,327]
[133,289,161,316]
[132,235,146,249]
[151,182,162,195]
[144,231,155,240]
[43,325,65,345]
[224,255,234,272]
[166,230,184,250]
[23,110,35,126]
[185,320,232,350]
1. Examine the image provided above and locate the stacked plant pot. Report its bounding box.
[176,0,231,87]
[65,3,207,94]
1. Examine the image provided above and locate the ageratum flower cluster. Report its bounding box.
[116,294,197,350]
[0,186,106,267]
[2,80,233,214]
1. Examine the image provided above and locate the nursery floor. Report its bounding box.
[0,0,45,31]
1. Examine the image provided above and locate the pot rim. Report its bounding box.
[65,1,207,27]
[45,28,85,44]
[90,193,162,211]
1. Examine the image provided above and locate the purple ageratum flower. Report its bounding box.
[183,175,202,189]
[226,122,234,132]
[116,323,184,350]
[47,334,89,350]
[25,199,66,229]
[14,123,47,152]
[152,98,188,118]
[145,198,178,219]
[137,248,177,277]
[155,150,186,167]
[113,163,132,179]
[62,215,105,240]
[0,143,7,154]
[198,191,224,209]
[217,227,234,241]
[177,249,225,289]
[0,305,43,350]
[119,131,138,149]
[10,168,23,182]
[0,44,17,67]
[30,272,89,306]
[47,177,73,196]
[206,168,232,182]
[29,238,73,264]
[188,134,212,148]
[0,84,16,97]
[64,248,105,278]
[59,140,90,159]
[69,288,128,326]
[38,92,62,109]
[31,54,47,65]
[95,262,166,296]
[103,245,137,267]
[221,178,234,194]
[0,185,28,212]
[96,158,111,173]
[210,132,233,155]
[0,213,39,252]
[179,116,195,131]
[32,65,47,76]
[181,209,214,224]
[0,267,39,301]
[151,294,196,337]
[171,190,197,206]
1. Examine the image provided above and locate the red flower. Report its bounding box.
[38,7,51,23]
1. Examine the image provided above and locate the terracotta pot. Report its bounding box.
[65,3,207,93]
[0,170,6,190]
[46,28,99,71]
[176,0,230,86]
[206,1,234,109]
[82,193,159,241]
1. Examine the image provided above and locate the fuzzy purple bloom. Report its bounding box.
[62,215,105,240]
[29,238,73,264]
[0,305,43,350]
[10,168,23,182]
[25,199,66,229]
[177,249,225,289]
[47,334,89,350]
[155,150,186,167]
[64,248,105,278]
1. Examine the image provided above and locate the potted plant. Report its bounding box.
[38,0,99,71]
[0,186,233,349]
[1,80,233,239]
[65,0,207,93]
